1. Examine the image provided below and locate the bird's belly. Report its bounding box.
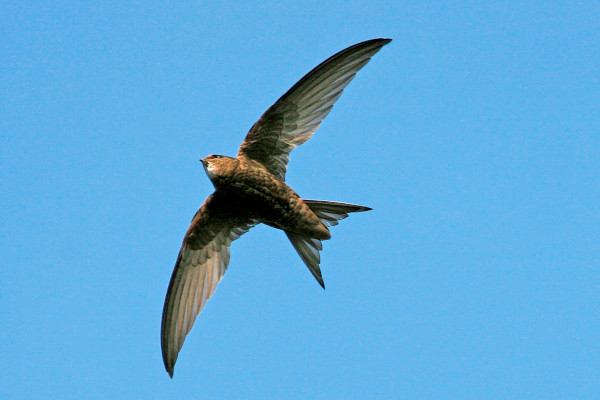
[222,176,328,239]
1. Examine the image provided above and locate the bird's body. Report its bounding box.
[161,38,391,377]
[202,155,330,240]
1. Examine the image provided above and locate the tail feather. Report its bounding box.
[304,200,371,227]
[285,232,325,288]
[286,200,371,288]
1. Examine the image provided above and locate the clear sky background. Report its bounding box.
[1,1,599,399]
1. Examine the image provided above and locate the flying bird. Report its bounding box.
[161,38,391,377]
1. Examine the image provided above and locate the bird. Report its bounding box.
[161,38,391,377]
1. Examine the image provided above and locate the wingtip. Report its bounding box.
[163,354,175,378]
[358,38,392,50]
[314,272,325,289]
[369,38,392,46]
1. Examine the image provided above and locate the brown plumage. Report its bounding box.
[161,38,391,377]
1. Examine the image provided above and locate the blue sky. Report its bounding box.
[1,1,599,398]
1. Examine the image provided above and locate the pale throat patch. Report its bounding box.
[204,161,219,180]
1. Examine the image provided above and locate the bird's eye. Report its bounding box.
[213,155,222,159]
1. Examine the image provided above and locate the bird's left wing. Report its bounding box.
[237,38,391,181]
[161,197,254,377]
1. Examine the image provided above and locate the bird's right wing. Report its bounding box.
[237,38,391,181]
[161,197,254,377]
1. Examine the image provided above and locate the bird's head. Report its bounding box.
[200,154,236,183]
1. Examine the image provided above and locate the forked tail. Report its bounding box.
[285,200,371,288]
